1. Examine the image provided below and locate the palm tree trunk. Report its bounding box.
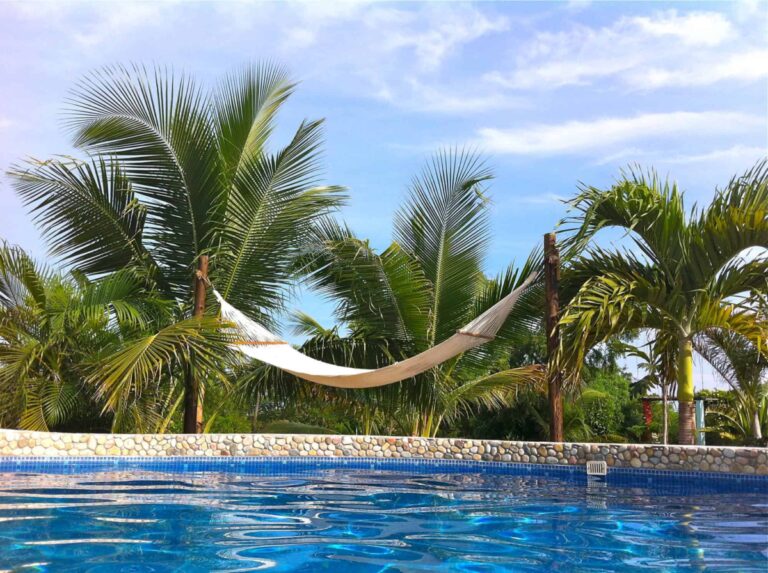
[433,414,445,438]
[662,382,669,445]
[183,255,209,434]
[677,337,695,445]
[183,361,202,434]
[752,410,762,441]
[411,416,419,437]
[250,394,261,432]
[544,233,564,442]
[363,407,374,435]
[423,410,434,438]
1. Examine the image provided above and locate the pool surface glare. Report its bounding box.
[0,458,766,572]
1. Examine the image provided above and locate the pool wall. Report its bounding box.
[0,429,765,475]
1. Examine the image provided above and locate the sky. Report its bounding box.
[0,0,766,389]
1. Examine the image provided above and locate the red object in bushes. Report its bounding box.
[642,399,653,426]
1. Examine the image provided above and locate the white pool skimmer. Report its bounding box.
[586,460,608,477]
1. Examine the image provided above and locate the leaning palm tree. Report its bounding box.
[9,64,345,432]
[251,150,544,437]
[559,162,768,444]
[696,330,768,441]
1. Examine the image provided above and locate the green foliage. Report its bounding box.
[8,63,345,429]
[4,64,766,446]
[703,389,768,446]
[261,421,335,434]
[599,434,629,444]
[248,149,545,438]
[560,161,768,443]
[581,371,631,436]
[0,243,181,432]
[696,331,767,441]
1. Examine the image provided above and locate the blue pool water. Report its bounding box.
[0,458,766,572]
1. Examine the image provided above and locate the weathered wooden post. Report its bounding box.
[544,233,564,442]
[183,255,209,434]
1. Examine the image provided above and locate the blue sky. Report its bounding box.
[1,0,766,387]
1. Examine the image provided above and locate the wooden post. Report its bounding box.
[544,233,564,442]
[183,255,208,434]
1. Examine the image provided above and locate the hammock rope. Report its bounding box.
[214,272,537,389]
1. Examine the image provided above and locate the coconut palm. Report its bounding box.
[9,63,345,431]
[696,330,768,441]
[559,162,768,444]
[248,150,544,437]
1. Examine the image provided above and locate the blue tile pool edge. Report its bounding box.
[1,456,766,491]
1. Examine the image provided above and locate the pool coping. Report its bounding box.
[2,429,766,477]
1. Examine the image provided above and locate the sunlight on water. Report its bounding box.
[0,468,765,572]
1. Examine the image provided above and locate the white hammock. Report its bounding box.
[214,272,536,389]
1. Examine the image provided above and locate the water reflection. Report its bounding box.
[0,468,765,572]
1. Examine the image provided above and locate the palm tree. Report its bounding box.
[251,150,544,437]
[626,339,677,444]
[559,162,768,444]
[696,330,767,441]
[0,242,182,432]
[9,64,345,432]
[706,396,767,444]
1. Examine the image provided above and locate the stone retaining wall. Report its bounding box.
[1,429,765,475]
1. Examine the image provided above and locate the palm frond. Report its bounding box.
[394,149,492,344]
[213,62,295,175]
[559,272,668,374]
[215,118,346,321]
[290,311,339,339]
[447,365,544,416]
[695,330,768,398]
[298,219,431,345]
[9,157,153,277]
[562,167,689,272]
[65,64,222,295]
[689,159,768,285]
[90,316,233,413]
[0,242,49,309]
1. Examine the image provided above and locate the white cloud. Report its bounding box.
[734,0,766,21]
[475,111,759,155]
[376,78,526,114]
[3,1,513,115]
[2,1,765,125]
[73,3,166,47]
[632,11,733,46]
[653,145,767,165]
[384,7,509,71]
[596,145,766,166]
[636,49,768,89]
[565,0,592,12]
[486,9,767,91]
[226,2,511,111]
[0,118,14,130]
[272,2,507,71]
[10,1,170,48]
[515,193,568,206]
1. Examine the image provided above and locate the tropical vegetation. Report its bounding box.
[697,331,767,443]
[236,150,543,437]
[8,63,345,432]
[559,165,767,444]
[1,63,766,446]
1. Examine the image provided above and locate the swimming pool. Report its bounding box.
[0,457,766,572]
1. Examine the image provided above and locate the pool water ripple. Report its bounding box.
[0,468,765,572]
